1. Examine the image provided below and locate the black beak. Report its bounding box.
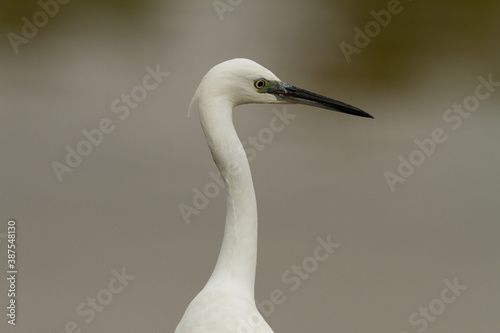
[271,81,373,119]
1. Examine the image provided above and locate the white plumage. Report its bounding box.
[175,58,372,333]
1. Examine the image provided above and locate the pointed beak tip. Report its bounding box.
[273,81,374,120]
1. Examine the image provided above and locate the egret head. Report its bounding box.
[190,58,373,119]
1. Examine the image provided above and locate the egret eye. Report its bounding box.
[254,79,267,89]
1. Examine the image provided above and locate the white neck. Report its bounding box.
[199,98,258,300]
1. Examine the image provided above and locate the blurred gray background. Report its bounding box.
[1,0,499,332]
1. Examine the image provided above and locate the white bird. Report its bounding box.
[175,58,372,333]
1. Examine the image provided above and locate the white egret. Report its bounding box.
[175,58,372,333]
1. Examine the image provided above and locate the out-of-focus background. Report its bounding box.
[1,0,499,332]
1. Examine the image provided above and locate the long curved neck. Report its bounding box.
[199,98,258,300]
